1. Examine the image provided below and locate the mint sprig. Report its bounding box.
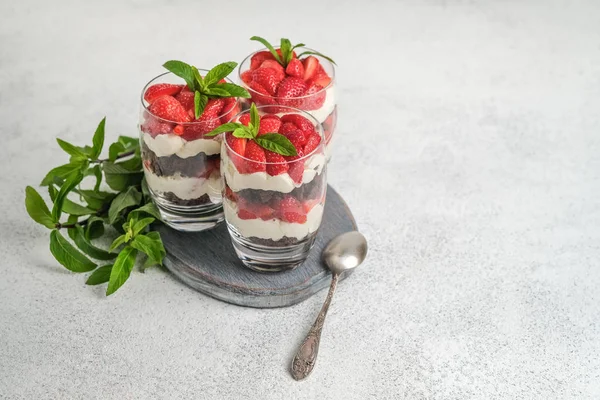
[24,118,166,296]
[162,60,250,119]
[205,103,297,157]
[250,36,336,67]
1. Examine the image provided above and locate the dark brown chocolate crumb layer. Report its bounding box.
[246,236,302,247]
[228,172,325,204]
[162,192,212,206]
[142,143,220,178]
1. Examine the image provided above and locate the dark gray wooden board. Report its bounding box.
[159,185,357,308]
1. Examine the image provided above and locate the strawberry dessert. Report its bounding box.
[206,104,327,271]
[140,60,249,231]
[239,37,337,159]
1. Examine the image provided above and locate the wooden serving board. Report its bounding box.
[158,185,357,308]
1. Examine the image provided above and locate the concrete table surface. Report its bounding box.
[1,0,599,398]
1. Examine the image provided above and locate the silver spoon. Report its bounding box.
[291,231,368,381]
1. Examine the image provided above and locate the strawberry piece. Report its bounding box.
[241,70,254,85]
[279,122,298,135]
[250,51,275,70]
[149,95,191,123]
[274,196,307,223]
[226,133,248,173]
[252,68,279,95]
[303,132,322,154]
[238,113,251,126]
[302,56,320,81]
[204,98,225,116]
[175,90,195,111]
[144,84,184,103]
[244,141,266,173]
[280,114,314,131]
[276,48,297,59]
[276,77,307,107]
[173,125,184,135]
[285,58,305,79]
[259,60,285,82]
[285,148,305,184]
[140,115,173,137]
[283,129,307,148]
[248,81,276,105]
[303,198,321,214]
[220,98,239,123]
[258,116,282,135]
[224,186,237,202]
[265,150,289,176]
[302,83,326,110]
[249,203,277,220]
[238,209,257,220]
[311,63,332,87]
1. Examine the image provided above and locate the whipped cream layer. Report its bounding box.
[222,146,326,193]
[224,199,324,241]
[142,132,221,158]
[143,166,222,201]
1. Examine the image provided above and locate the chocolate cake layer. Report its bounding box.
[227,172,325,204]
[142,143,220,178]
[162,192,212,206]
[246,236,302,247]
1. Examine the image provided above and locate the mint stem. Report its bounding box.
[91,150,136,164]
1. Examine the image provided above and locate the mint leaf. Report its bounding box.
[49,230,97,272]
[85,216,105,240]
[232,127,254,139]
[297,50,336,65]
[109,234,127,252]
[56,138,88,160]
[108,187,142,224]
[194,91,208,119]
[255,133,298,156]
[86,264,112,285]
[163,60,196,91]
[130,202,161,221]
[90,117,106,159]
[41,162,86,186]
[214,83,251,98]
[130,233,165,266]
[192,67,205,91]
[250,36,282,64]
[87,165,102,192]
[66,214,78,240]
[204,61,237,86]
[62,199,95,216]
[203,87,231,97]
[25,186,55,229]
[77,190,115,210]
[250,103,260,136]
[205,122,245,137]
[131,217,155,236]
[108,136,138,162]
[106,246,138,295]
[103,161,143,191]
[73,225,116,261]
[52,170,84,222]
[280,38,292,66]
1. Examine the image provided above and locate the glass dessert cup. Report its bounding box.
[221,106,327,272]
[238,47,337,160]
[139,71,241,232]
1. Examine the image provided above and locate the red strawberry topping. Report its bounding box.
[265,150,289,176]
[274,196,307,223]
[175,90,195,111]
[302,83,326,110]
[252,68,279,95]
[238,113,251,126]
[148,95,191,123]
[285,149,305,184]
[241,70,254,85]
[280,114,314,132]
[285,58,305,79]
[258,116,282,135]
[248,81,276,105]
[302,56,320,81]
[220,98,239,123]
[279,122,299,135]
[283,129,307,148]
[250,51,275,70]
[244,141,266,173]
[303,132,322,154]
[276,77,307,107]
[259,60,285,82]
[144,84,184,103]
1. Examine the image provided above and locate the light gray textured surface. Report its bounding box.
[1,0,599,399]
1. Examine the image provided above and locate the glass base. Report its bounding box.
[152,194,224,232]
[227,224,317,272]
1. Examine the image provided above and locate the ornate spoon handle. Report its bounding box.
[291,273,340,381]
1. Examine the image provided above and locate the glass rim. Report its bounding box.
[238,46,336,99]
[140,70,239,125]
[223,105,325,165]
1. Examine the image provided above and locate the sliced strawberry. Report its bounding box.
[220,98,239,123]
[148,95,191,123]
[226,134,248,173]
[285,58,305,79]
[283,129,307,148]
[274,196,307,223]
[249,203,277,220]
[140,115,173,137]
[248,81,276,105]
[173,125,184,135]
[224,186,238,202]
[250,51,275,70]
[175,90,195,111]
[238,113,251,126]
[276,77,307,107]
[265,150,289,176]
[280,114,314,131]
[238,209,257,220]
[252,68,279,95]
[285,148,305,184]
[241,70,254,85]
[303,198,321,214]
[258,116,282,135]
[303,132,322,154]
[244,141,266,173]
[144,84,184,103]
[203,98,226,117]
[279,122,299,135]
[259,60,285,82]
[311,63,332,87]
[302,56,320,81]
[302,83,326,110]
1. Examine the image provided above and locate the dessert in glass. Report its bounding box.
[238,37,336,159]
[207,104,327,272]
[139,60,248,232]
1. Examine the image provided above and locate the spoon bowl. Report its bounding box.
[322,231,368,274]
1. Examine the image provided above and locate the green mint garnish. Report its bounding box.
[250,36,336,67]
[205,103,297,157]
[24,118,167,296]
[162,60,250,119]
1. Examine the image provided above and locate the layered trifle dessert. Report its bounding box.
[238,37,337,159]
[206,104,327,271]
[140,60,248,231]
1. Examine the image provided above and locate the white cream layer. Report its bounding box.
[222,146,326,193]
[224,199,324,240]
[142,132,221,158]
[143,166,222,201]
